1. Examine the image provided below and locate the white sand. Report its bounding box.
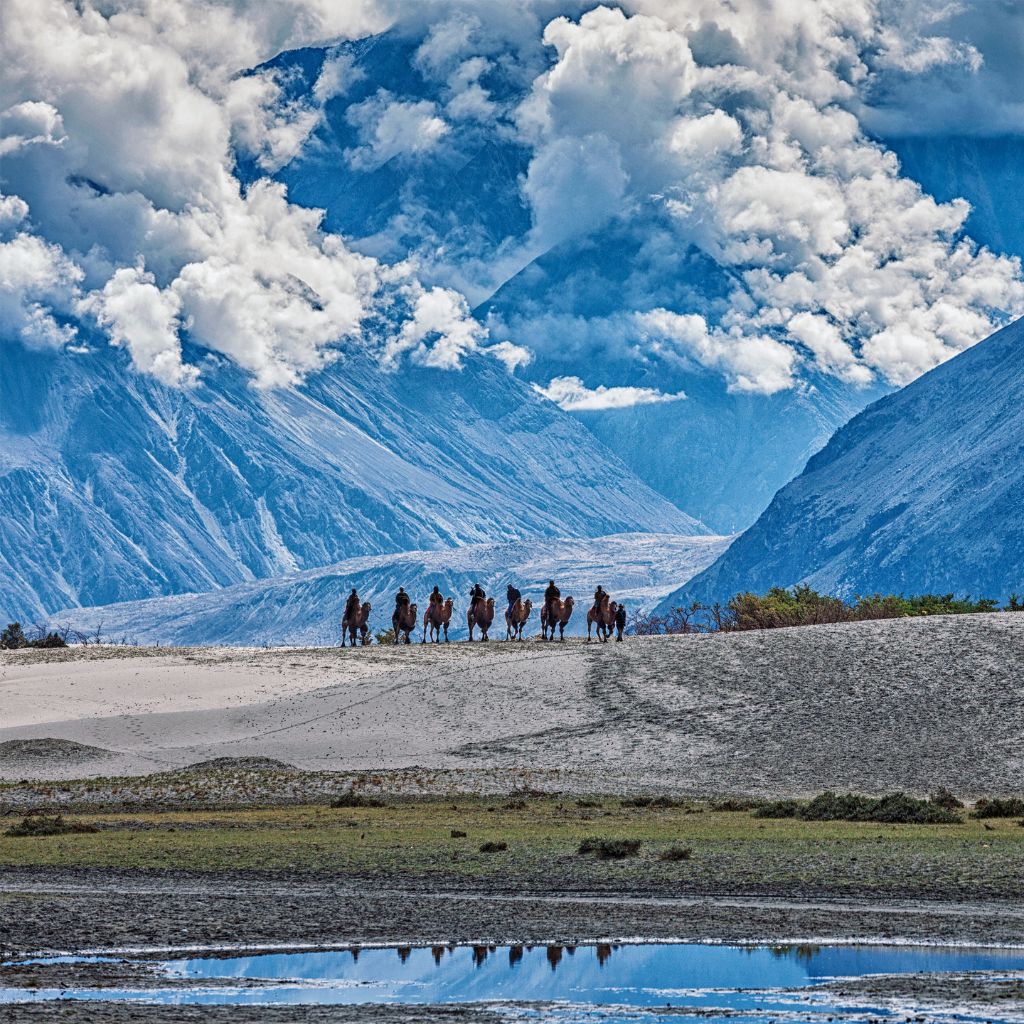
[2,613,1023,795]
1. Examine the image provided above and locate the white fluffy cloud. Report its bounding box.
[535,374,686,411]
[345,90,450,171]
[505,1,1024,390]
[0,0,482,388]
[2,0,1023,400]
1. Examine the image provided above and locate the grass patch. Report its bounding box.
[478,841,507,853]
[755,791,961,824]
[4,815,99,837]
[971,798,1024,819]
[578,837,642,859]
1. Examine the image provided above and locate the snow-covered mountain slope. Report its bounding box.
[50,533,732,646]
[663,317,1024,608]
[0,341,705,623]
[266,34,884,532]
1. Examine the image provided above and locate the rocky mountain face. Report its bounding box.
[1,341,704,623]
[663,317,1024,608]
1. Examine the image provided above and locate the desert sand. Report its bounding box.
[2,612,1022,796]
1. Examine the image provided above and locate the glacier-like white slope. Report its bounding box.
[49,533,732,646]
[663,317,1024,608]
[0,341,705,623]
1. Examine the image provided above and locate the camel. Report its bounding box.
[467,596,495,641]
[587,595,617,643]
[504,597,533,641]
[392,602,418,644]
[422,597,455,643]
[341,601,372,647]
[541,595,574,641]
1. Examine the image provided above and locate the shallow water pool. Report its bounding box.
[4,942,1024,1020]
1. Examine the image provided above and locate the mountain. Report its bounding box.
[661,317,1024,608]
[0,340,704,624]
[266,34,883,532]
[49,533,733,646]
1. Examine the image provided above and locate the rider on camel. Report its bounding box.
[469,583,486,610]
[543,579,561,623]
[593,585,607,613]
[506,583,522,619]
[394,587,410,614]
[343,587,360,622]
[429,585,443,607]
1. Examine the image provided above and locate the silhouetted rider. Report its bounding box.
[593,585,607,611]
[344,588,361,621]
[506,583,522,619]
[543,579,561,621]
[394,587,410,614]
[469,583,486,609]
[429,585,443,607]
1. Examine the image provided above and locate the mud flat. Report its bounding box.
[2,612,1023,796]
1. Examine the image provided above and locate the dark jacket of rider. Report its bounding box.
[593,586,607,608]
[394,588,410,611]
[469,583,486,604]
[544,581,560,603]
[429,586,443,605]
[344,590,360,619]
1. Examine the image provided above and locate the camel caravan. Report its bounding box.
[340,581,627,646]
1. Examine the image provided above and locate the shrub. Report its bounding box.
[971,797,1024,819]
[753,799,799,818]
[578,837,642,859]
[450,829,467,838]
[929,787,964,810]
[29,632,68,649]
[709,797,761,812]
[658,845,693,861]
[575,799,601,808]
[374,629,395,646]
[479,841,507,853]
[1,622,27,650]
[755,791,960,824]
[330,792,385,808]
[5,815,99,837]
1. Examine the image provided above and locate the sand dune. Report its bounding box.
[1,613,1022,796]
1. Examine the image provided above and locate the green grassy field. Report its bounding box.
[3,798,1022,899]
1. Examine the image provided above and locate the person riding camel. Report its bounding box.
[429,585,443,607]
[506,583,522,620]
[343,587,360,621]
[469,583,486,610]
[543,579,561,623]
[394,587,410,613]
[593,585,607,613]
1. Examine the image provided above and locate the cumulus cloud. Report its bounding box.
[344,89,450,171]
[534,374,686,411]
[503,1,1024,391]
[382,284,487,370]
[79,265,196,386]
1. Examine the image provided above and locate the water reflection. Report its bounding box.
[3,942,1024,1015]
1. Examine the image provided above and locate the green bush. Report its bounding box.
[5,815,99,837]
[755,791,960,824]
[578,837,642,859]
[479,841,507,853]
[1,622,27,650]
[753,799,799,818]
[971,797,1024,818]
[929,787,964,810]
[29,632,68,649]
